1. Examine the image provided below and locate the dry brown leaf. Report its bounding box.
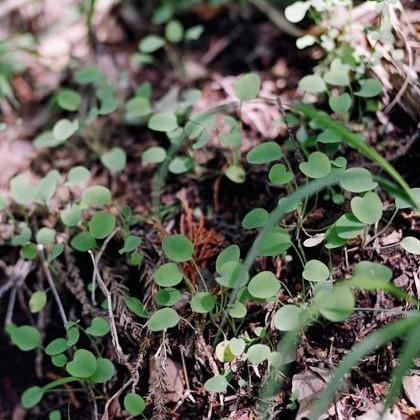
[403,375,420,409]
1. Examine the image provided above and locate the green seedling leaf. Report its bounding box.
[29,291,47,313]
[123,296,149,318]
[52,119,79,142]
[204,375,228,393]
[185,25,204,41]
[329,93,352,114]
[86,317,110,337]
[351,192,383,224]
[124,393,146,416]
[248,271,280,299]
[119,235,142,254]
[339,168,377,193]
[101,147,127,173]
[216,262,247,289]
[23,243,37,260]
[190,292,216,313]
[52,354,68,367]
[299,152,331,178]
[126,96,151,117]
[229,301,247,318]
[225,165,246,183]
[139,35,165,53]
[335,213,364,239]
[316,129,342,144]
[75,66,104,84]
[351,261,392,290]
[60,204,82,227]
[242,208,269,229]
[162,234,194,262]
[57,89,81,111]
[216,245,240,275]
[89,358,115,383]
[45,338,68,356]
[143,146,167,164]
[21,386,44,409]
[285,0,310,22]
[247,344,270,365]
[314,284,354,322]
[354,78,382,97]
[234,73,261,101]
[34,131,62,148]
[155,288,181,306]
[49,410,61,420]
[220,129,242,148]
[215,341,235,363]
[247,142,282,164]
[299,74,326,94]
[10,325,41,351]
[148,307,180,331]
[302,259,329,282]
[12,226,31,246]
[67,166,90,186]
[324,59,350,86]
[331,156,347,168]
[35,174,57,203]
[258,227,291,256]
[66,349,97,378]
[10,174,35,205]
[71,232,97,252]
[229,338,246,356]
[82,186,112,206]
[165,19,184,43]
[88,211,116,239]
[168,156,193,174]
[66,327,80,346]
[273,305,303,331]
[154,263,183,287]
[36,227,55,246]
[400,237,420,255]
[269,163,293,185]
[0,194,7,210]
[148,112,178,132]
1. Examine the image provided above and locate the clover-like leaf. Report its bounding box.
[126,96,151,118]
[299,74,326,94]
[268,163,293,185]
[351,192,383,225]
[70,232,97,252]
[124,393,146,416]
[190,292,216,314]
[10,174,35,205]
[302,259,329,282]
[101,147,127,174]
[60,204,82,227]
[162,234,194,262]
[354,78,382,97]
[225,165,246,183]
[143,146,167,164]
[139,35,165,53]
[335,213,365,239]
[154,263,183,287]
[82,186,112,206]
[339,168,377,193]
[155,288,182,306]
[148,112,178,132]
[299,151,331,178]
[66,349,97,378]
[148,308,180,331]
[53,119,79,142]
[21,386,44,409]
[119,235,142,254]
[329,93,352,114]
[234,73,261,101]
[45,338,68,356]
[351,261,392,290]
[400,236,420,255]
[57,89,81,111]
[10,325,41,351]
[273,305,302,331]
[246,142,282,164]
[216,245,240,275]
[314,285,354,322]
[242,208,268,229]
[123,296,149,318]
[67,166,90,186]
[88,211,116,239]
[86,317,110,337]
[88,358,115,383]
[248,271,280,299]
[247,344,270,365]
[36,227,56,246]
[204,375,228,393]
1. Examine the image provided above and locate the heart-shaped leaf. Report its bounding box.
[124,393,146,415]
[234,73,261,101]
[101,148,127,173]
[339,168,377,193]
[143,146,167,164]
[314,285,354,322]
[216,245,240,274]
[299,75,326,94]
[10,325,41,351]
[204,375,228,393]
[71,232,97,252]
[335,213,365,239]
[351,261,392,290]
[268,163,293,185]
[242,208,268,229]
[148,308,180,331]
[351,192,383,224]
[247,344,270,364]
[57,89,81,111]
[299,152,331,178]
[53,119,79,142]
[302,259,329,282]
[329,93,352,114]
[45,338,68,356]
[246,142,282,164]
[162,234,194,262]
[86,317,110,337]
[88,358,115,383]
[82,186,112,206]
[190,292,216,313]
[273,305,302,331]
[66,349,97,378]
[400,236,420,255]
[88,211,116,239]
[354,78,382,97]
[148,112,178,132]
[154,263,183,287]
[155,288,181,306]
[248,271,280,299]
[67,166,90,186]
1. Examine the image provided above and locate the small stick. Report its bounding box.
[88,250,127,363]
[40,249,68,326]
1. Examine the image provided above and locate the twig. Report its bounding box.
[40,249,68,327]
[102,379,133,420]
[248,0,304,38]
[88,250,127,363]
